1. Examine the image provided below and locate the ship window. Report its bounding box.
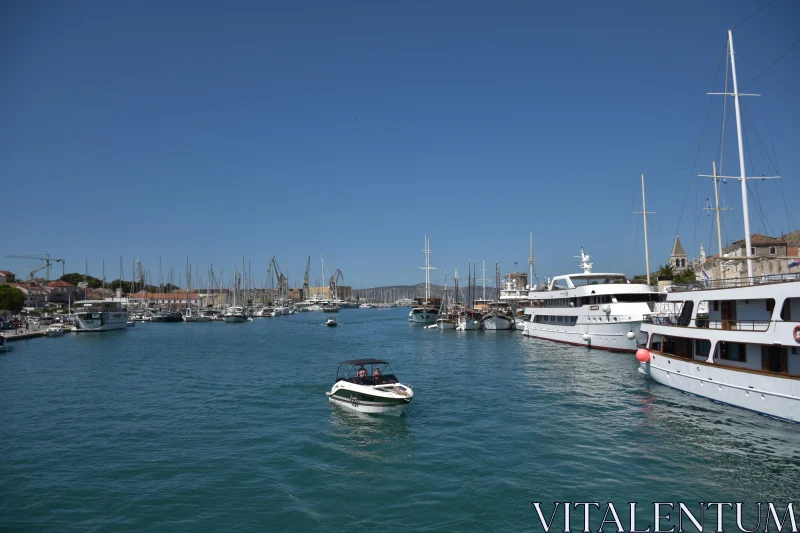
[781,298,796,321]
[694,339,711,358]
[650,334,662,351]
[760,345,788,374]
[712,301,719,312]
[766,299,774,314]
[718,341,747,362]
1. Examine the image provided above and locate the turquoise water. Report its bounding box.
[1,308,798,532]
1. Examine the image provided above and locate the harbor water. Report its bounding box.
[1,308,798,532]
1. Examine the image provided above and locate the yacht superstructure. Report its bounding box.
[521,249,663,352]
[74,300,129,331]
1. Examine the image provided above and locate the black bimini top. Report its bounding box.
[339,358,389,366]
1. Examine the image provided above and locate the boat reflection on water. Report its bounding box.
[327,405,413,457]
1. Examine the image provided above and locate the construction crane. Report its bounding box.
[303,256,311,292]
[329,269,343,300]
[269,256,288,298]
[6,254,65,280]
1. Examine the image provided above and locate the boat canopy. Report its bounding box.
[339,358,389,366]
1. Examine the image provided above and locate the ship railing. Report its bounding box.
[644,313,772,332]
[670,272,800,292]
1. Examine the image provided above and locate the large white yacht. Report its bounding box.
[521,249,663,352]
[74,300,129,331]
[637,29,799,423]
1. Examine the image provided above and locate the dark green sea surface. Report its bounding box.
[1,308,798,532]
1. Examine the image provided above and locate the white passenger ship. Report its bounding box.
[637,30,798,422]
[638,276,800,422]
[521,249,663,352]
[74,300,128,331]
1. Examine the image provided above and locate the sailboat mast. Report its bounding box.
[642,174,651,285]
[482,259,486,301]
[728,29,753,279]
[529,232,534,289]
[712,161,727,257]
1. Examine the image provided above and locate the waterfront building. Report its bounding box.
[0,270,16,284]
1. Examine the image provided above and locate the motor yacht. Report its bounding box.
[326,358,414,415]
[325,316,338,327]
[521,248,663,352]
[223,306,249,323]
[74,300,129,331]
[46,324,65,337]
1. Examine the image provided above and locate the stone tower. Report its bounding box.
[670,236,688,269]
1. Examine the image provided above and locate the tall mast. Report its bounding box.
[705,30,779,280]
[728,30,753,279]
[482,259,486,301]
[528,232,534,289]
[702,161,731,256]
[634,174,655,284]
[419,236,435,304]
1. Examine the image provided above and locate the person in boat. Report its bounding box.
[372,366,382,385]
[356,365,368,384]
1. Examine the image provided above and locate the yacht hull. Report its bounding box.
[410,308,438,324]
[640,353,799,423]
[522,321,644,353]
[224,315,248,323]
[76,314,128,331]
[483,316,513,330]
[456,316,481,330]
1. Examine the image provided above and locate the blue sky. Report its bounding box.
[2,0,798,288]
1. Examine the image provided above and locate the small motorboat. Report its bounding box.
[46,324,65,337]
[325,317,338,327]
[126,320,136,327]
[0,334,12,352]
[326,358,414,415]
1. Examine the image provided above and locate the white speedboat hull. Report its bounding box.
[327,395,409,415]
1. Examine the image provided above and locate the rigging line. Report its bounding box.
[748,34,800,86]
[743,126,777,237]
[749,122,779,174]
[733,0,781,28]
[718,43,730,176]
[608,189,639,271]
[675,39,727,238]
[626,213,640,276]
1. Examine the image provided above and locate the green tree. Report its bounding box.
[656,264,676,278]
[0,285,26,313]
[674,269,697,283]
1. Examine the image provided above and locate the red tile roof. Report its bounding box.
[48,280,74,287]
[0,270,15,276]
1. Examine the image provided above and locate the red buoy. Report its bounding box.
[635,348,651,363]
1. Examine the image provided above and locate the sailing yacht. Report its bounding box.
[637,30,799,422]
[410,236,440,324]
